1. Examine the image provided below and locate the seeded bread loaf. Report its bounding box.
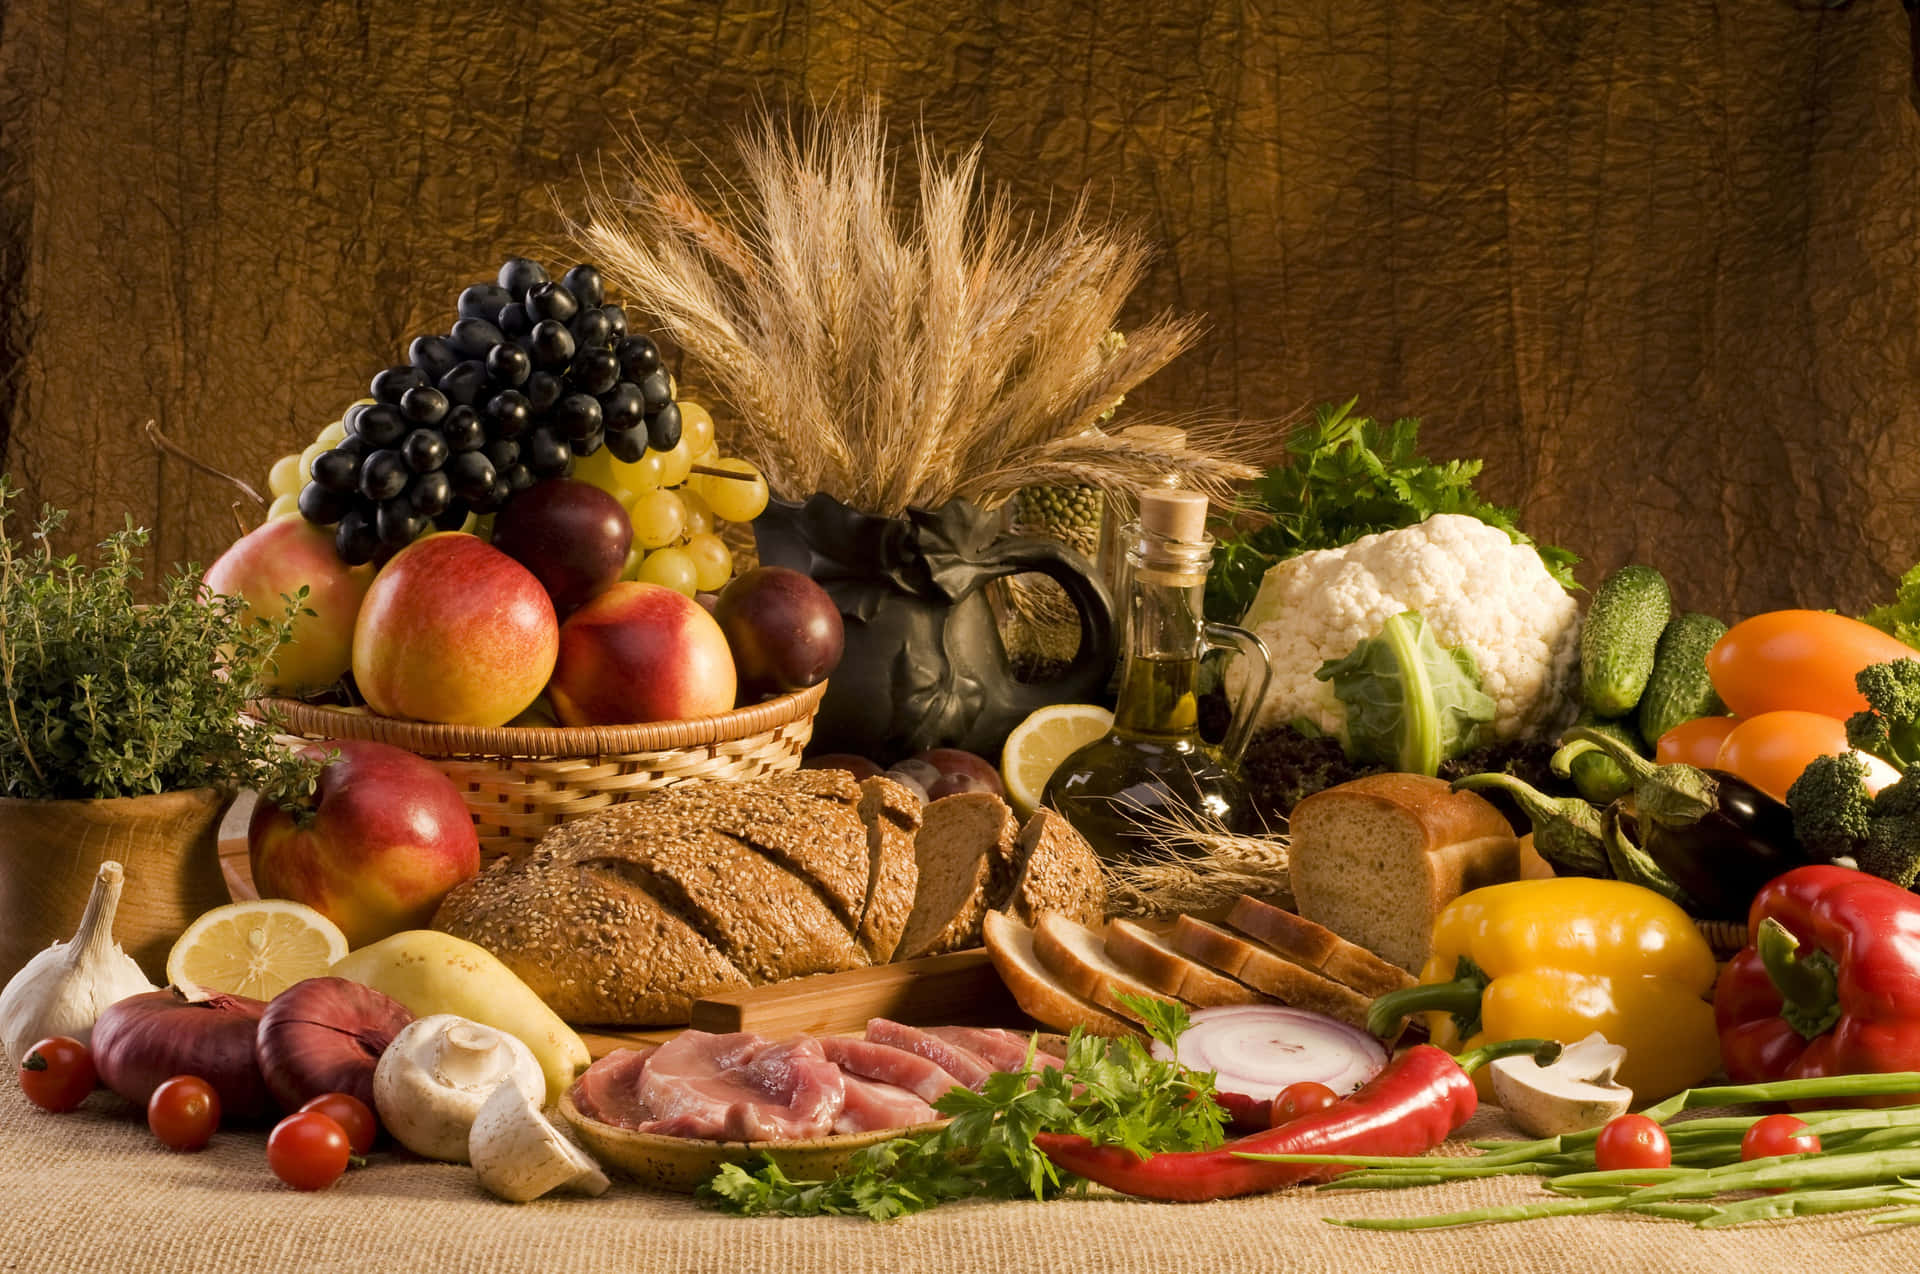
[854,777,922,962]
[999,809,1107,928]
[896,793,1021,960]
[1286,773,1519,973]
[432,771,898,1026]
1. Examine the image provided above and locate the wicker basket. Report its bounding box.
[252,681,825,863]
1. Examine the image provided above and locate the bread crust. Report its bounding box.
[1286,774,1518,973]
[1000,809,1107,927]
[1224,895,1415,999]
[981,910,1135,1038]
[430,774,892,1026]
[855,776,922,962]
[1104,918,1268,1008]
[1168,915,1372,1030]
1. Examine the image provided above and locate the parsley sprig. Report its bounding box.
[1206,399,1581,622]
[698,995,1223,1220]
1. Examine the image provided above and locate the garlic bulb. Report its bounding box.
[0,861,158,1067]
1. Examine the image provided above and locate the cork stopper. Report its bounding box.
[1138,488,1208,543]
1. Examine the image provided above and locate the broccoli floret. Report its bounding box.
[1846,659,1920,770]
[1787,751,1920,888]
[1787,752,1876,861]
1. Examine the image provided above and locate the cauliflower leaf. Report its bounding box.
[1316,611,1496,775]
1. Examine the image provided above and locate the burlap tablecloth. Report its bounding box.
[4,1087,1917,1274]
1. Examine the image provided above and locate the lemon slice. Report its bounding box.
[1001,703,1115,820]
[166,900,350,1000]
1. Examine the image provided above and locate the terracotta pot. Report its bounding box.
[0,787,232,984]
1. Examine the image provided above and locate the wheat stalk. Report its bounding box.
[570,104,1288,516]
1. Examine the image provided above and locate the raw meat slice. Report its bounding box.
[865,1019,992,1090]
[833,1072,939,1134]
[637,1031,846,1141]
[927,1025,1063,1075]
[820,1036,966,1105]
[567,1046,657,1129]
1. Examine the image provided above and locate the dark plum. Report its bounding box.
[490,478,633,617]
[711,567,846,700]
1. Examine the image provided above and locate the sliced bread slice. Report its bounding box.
[1168,915,1372,1030]
[1030,911,1178,1023]
[981,910,1135,1038]
[855,776,922,963]
[1224,894,1415,999]
[999,808,1107,927]
[1104,918,1269,1009]
[896,793,1020,959]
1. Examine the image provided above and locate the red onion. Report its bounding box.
[92,990,273,1119]
[1150,1004,1387,1102]
[256,977,413,1113]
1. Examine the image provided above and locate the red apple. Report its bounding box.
[547,581,737,726]
[711,567,844,700]
[351,533,558,727]
[249,739,480,948]
[203,517,372,695]
[489,479,632,618]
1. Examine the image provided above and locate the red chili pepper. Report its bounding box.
[1035,1038,1556,1202]
[1714,864,1920,1106]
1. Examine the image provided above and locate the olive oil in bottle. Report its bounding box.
[1041,488,1272,864]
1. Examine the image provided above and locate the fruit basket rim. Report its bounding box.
[249,680,826,760]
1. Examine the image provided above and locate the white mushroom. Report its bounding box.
[373,1014,545,1163]
[470,1078,611,1203]
[1489,1033,1634,1137]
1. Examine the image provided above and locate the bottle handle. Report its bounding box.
[1201,621,1272,769]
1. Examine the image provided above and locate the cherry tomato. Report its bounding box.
[18,1037,95,1113]
[1594,1113,1671,1172]
[1707,611,1918,720]
[1741,1113,1820,1161]
[1272,1081,1340,1124]
[1655,716,1739,768]
[267,1111,351,1191]
[148,1075,221,1152]
[1714,710,1900,803]
[298,1092,377,1155]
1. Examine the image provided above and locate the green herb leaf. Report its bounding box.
[0,480,323,804]
[1205,402,1580,622]
[1112,990,1190,1050]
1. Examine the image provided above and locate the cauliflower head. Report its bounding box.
[1225,514,1580,744]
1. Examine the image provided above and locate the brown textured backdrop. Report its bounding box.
[1,1,1916,619]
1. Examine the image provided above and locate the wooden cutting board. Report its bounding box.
[221,791,1028,1059]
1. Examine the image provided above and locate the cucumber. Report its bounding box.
[1565,711,1642,805]
[1636,611,1729,744]
[1580,565,1671,715]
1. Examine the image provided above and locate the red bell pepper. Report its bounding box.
[1035,1039,1555,1202]
[1715,864,1920,1105]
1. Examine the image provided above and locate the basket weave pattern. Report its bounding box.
[253,681,824,862]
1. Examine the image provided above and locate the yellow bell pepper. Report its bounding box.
[1364,878,1720,1102]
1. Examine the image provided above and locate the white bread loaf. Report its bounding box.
[1286,773,1519,973]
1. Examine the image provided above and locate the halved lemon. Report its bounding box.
[1000,702,1114,820]
[166,900,350,1000]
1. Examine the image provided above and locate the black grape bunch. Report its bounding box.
[294,258,683,566]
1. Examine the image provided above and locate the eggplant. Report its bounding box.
[1555,727,1816,920]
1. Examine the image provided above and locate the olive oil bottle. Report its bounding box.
[1042,488,1272,864]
